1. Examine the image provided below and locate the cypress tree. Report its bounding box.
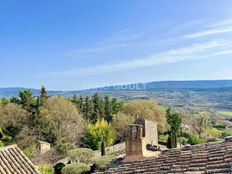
[40,86,48,106]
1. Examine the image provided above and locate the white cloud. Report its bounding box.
[64,29,145,56]
[42,39,232,77]
[185,27,232,38]
[184,18,232,38]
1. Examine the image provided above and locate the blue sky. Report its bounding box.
[1,0,232,90]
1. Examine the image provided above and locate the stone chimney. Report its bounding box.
[125,124,146,161]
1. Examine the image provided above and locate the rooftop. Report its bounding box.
[95,139,232,174]
[0,144,40,174]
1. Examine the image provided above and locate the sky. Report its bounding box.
[1,0,232,90]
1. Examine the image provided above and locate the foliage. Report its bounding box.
[67,148,95,164]
[222,129,232,138]
[122,100,167,132]
[38,164,54,174]
[38,96,84,145]
[166,108,182,148]
[0,103,28,131]
[14,126,37,149]
[39,86,48,106]
[56,143,75,155]
[167,135,177,148]
[94,155,115,168]
[177,137,188,145]
[112,112,135,142]
[83,119,115,156]
[193,112,210,138]
[206,128,222,139]
[188,135,206,145]
[54,163,65,174]
[61,163,91,174]
[166,108,182,135]
[213,124,226,130]
[17,90,38,113]
[71,93,122,123]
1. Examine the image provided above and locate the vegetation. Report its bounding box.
[67,148,95,164]
[38,164,54,174]
[38,96,85,145]
[166,108,182,148]
[122,100,167,132]
[83,119,115,156]
[1,86,232,171]
[61,163,91,174]
[94,155,115,168]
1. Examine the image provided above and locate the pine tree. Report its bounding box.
[78,96,84,112]
[111,98,122,115]
[40,86,48,106]
[83,96,93,121]
[92,93,105,123]
[104,95,112,122]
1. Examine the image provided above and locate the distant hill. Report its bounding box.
[87,80,232,91]
[1,80,232,97]
[1,80,232,111]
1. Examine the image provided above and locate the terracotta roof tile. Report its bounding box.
[0,145,40,174]
[95,141,232,174]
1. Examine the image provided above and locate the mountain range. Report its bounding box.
[1,80,232,111]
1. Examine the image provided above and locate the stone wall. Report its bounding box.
[95,142,125,157]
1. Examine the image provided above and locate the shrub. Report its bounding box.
[206,128,222,139]
[222,129,232,138]
[38,164,54,174]
[83,119,115,156]
[61,163,90,174]
[57,143,75,155]
[67,148,95,164]
[177,137,188,145]
[54,163,65,174]
[94,155,115,168]
[188,135,206,145]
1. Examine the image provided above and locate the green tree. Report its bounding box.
[83,119,115,156]
[193,112,210,138]
[112,112,135,142]
[39,86,48,106]
[0,103,29,138]
[92,93,105,123]
[111,98,122,115]
[83,96,94,121]
[123,100,167,132]
[18,90,37,113]
[38,96,84,145]
[104,95,112,122]
[166,108,182,148]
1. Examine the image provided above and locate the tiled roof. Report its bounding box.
[0,145,40,174]
[95,140,232,174]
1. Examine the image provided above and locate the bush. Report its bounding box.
[67,148,95,164]
[222,129,232,138]
[188,135,206,145]
[213,124,226,130]
[177,137,188,145]
[57,143,75,155]
[54,163,65,174]
[94,155,115,168]
[61,163,90,174]
[38,164,54,174]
